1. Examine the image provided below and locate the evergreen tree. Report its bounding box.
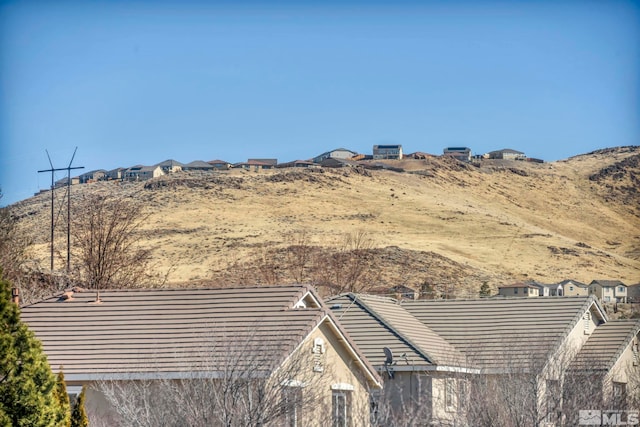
[479,282,491,298]
[70,386,88,427]
[55,370,71,427]
[0,273,62,426]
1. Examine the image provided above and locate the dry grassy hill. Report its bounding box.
[10,146,640,297]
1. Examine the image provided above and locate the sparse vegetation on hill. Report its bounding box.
[6,146,640,300]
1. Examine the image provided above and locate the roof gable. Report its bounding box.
[572,319,640,371]
[402,296,605,371]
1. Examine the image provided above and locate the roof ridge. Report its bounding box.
[350,294,443,365]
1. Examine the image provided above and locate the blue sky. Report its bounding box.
[1,1,638,206]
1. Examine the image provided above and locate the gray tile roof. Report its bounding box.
[21,285,380,385]
[402,296,606,371]
[572,319,640,371]
[327,294,471,370]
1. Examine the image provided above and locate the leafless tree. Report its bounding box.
[69,193,152,291]
[284,230,313,284]
[0,189,32,284]
[314,230,376,294]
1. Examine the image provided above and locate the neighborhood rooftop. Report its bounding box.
[401,296,607,371]
[20,285,378,382]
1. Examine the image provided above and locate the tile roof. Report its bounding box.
[572,319,640,371]
[327,294,471,370]
[402,296,606,371]
[21,285,379,385]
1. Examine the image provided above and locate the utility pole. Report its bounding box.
[38,149,84,272]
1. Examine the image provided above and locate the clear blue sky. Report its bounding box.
[1,0,639,206]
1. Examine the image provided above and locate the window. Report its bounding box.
[332,390,352,427]
[283,386,303,427]
[583,311,592,335]
[570,286,574,291]
[613,382,627,409]
[514,288,518,294]
[458,378,469,411]
[619,286,625,293]
[445,378,456,411]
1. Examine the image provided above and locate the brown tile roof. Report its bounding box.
[21,285,380,386]
[402,296,606,371]
[572,319,640,371]
[327,294,472,370]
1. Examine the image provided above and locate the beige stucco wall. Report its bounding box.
[76,319,377,426]
[564,284,589,296]
[498,286,539,297]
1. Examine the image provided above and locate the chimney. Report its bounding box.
[11,287,19,305]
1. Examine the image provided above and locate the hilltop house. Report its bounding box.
[21,285,382,426]
[124,165,164,181]
[276,160,316,169]
[155,159,183,174]
[54,176,80,188]
[78,169,107,184]
[487,149,526,160]
[207,159,231,170]
[232,160,276,171]
[182,160,215,171]
[590,280,628,303]
[312,148,358,163]
[373,144,403,160]
[442,147,472,162]
[106,167,126,181]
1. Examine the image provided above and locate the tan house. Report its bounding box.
[531,282,564,297]
[328,294,622,426]
[124,165,164,181]
[487,148,526,160]
[78,169,107,184]
[155,159,183,174]
[590,279,628,303]
[327,294,477,426]
[560,279,589,296]
[497,282,540,297]
[21,285,381,426]
[403,296,611,426]
[628,283,640,302]
[312,148,358,163]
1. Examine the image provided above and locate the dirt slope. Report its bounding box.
[10,146,640,296]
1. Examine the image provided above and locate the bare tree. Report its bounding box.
[314,230,376,294]
[0,188,31,284]
[69,194,152,291]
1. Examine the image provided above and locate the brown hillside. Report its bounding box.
[10,146,640,297]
